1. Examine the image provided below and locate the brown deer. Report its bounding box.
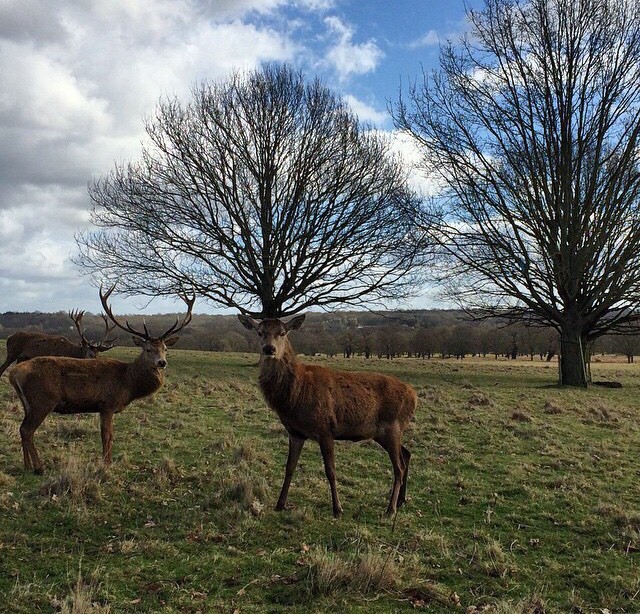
[8,287,194,473]
[238,314,417,517]
[0,310,117,377]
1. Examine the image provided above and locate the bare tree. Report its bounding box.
[77,63,421,318]
[393,0,640,386]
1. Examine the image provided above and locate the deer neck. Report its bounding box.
[125,353,165,402]
[71,344,88,358]
[258,339,300,409]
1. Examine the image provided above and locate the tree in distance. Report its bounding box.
[76,63,423,318]
[393,0,640,386]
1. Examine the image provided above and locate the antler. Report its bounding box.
[100,314,118,342]
[95,313,119,350]
[158,292,195,339]
[99,286,195,340]
[99,285,150,339]
[68,309,90,345]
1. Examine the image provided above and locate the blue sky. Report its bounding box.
[0,0,478,315]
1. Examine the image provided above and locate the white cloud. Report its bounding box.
[323,16,383,80]
[344,95,387,126]
[409,29,440,48]
[1,0,432,314]
[385,130,444,197]
[0,0,307,312]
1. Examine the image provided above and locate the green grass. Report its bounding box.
[1,343,639,612]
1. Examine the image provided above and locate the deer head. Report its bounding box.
[238,315,306,360]
[69,309,118,357]
[100,286,195,369]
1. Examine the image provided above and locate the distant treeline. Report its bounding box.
[0,309,638,361]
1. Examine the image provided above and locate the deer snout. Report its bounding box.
[262,344,276,356]
[156,359,168,369]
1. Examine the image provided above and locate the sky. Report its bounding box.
[0,0,478,315]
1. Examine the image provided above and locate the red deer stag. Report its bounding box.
[238,314,417,517]
[0,310,117,377]
[8,287,194,473]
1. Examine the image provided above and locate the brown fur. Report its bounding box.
[9,336,177,474]
[238,314,417,517]
[7,287,194,474]
[0,311,116,377]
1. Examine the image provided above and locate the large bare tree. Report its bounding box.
[393,0,640,386]
[76,64,421,318]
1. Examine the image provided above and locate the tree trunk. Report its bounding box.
[559,325,589,387]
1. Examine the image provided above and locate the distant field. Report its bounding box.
[0,342,639,612]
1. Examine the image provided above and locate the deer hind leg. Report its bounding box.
[398,445,411,508]
[100,412,115,465]
[15,384,49,474]
[319,436,343,517]
[275,434,305,511]
[376,426,407,516]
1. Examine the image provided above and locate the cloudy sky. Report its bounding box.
[0,0,476,315]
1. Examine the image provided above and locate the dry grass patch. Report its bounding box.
[152,456,182,485]
[468,537,517,579]
[468,392,493,407]
[476,594,546,613]
[225,472,269,511]
[597,503,640,551]
[39,452,106,503]
[53,567,111,614]
[306,547,398,596]
[511,410,533,422]
[0,470,14,488]
[542,400,562,414]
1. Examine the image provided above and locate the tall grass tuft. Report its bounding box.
[307,547,397,596]
[57,568,111,614]
[39,452,105,504]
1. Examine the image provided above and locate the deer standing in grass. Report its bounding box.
[8,287,194,474]
[0,310,117,377]
[238,314,417,517]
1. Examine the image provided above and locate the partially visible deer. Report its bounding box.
[238,314,417,517]
[0,310,117,377]
[8,287,194,473]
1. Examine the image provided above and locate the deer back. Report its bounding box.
[7,331,86,361]
[9,355,164,414]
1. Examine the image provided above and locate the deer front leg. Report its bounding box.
[20,414,46,474]
[276,434,305,511]
[100,412,115,465]
[319,436,343,518]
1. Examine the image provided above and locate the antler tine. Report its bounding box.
[99,285,149,340]
[99,313,119,345]
[159,292,196,340]
[68,309,89,343]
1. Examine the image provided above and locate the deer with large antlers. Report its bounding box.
[238,314,417,517]
[0,310,117,377]
[8,287,194,473]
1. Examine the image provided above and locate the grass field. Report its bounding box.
[0,342,639,612]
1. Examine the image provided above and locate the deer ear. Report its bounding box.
[285,315,305,331]
[132,336,145,347]
[237,314,259,331]
[164,336,179,347]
